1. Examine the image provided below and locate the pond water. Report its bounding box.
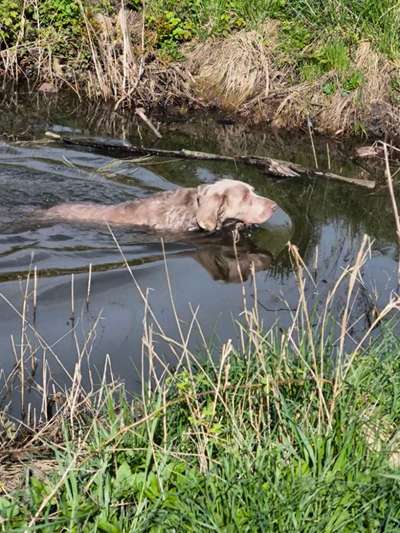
[0,91,398,419]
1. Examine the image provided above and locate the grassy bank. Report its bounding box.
[1,0,399,136]
[1,326,400,530]
[1,242,400,531]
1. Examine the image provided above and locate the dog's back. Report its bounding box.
[45,187,199,231]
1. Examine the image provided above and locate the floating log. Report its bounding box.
[45,132,376,189]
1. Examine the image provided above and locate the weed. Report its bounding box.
[147,10,195,58]
[316,40,350,73]
[342,70,364,93]
[0,0,22,46]
[322,80,337,96]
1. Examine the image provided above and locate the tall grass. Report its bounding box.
[148,0,400,58]
[1,236,400,530]
[3,333,400,531]
[1,0,399,135]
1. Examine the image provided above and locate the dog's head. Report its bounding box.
[195,179,277,232]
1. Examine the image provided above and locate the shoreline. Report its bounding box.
[1,3,399,139]
[1,300,400,528]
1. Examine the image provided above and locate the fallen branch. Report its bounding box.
[45,132,376,189]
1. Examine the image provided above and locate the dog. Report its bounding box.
[45,179,277,233]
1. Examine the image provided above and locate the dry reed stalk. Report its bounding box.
[19,272,32,417]
[80,1,144,106]
[288,243,330,427]
[326,143,331,170]
[324,236,371,422]
[33,266,38,322]
[337,235,370,360]
[70,273,75,322]
[307,117,319,168]
[383,142,400,286]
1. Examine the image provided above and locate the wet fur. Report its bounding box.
[46,179,277,233]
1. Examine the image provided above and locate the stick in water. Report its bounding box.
[71,273,75,323]
[86,263,92,309]
[135,107,162,139]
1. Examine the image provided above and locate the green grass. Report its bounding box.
[1,0,399,131]
[2,0,399,60]
[1,321,400,531]
[145,0,400,58]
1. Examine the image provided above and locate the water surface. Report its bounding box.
[0,91,397,418]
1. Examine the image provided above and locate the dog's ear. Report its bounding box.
[196,185,226,231]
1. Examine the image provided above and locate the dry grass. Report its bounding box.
[273,42,400,135]
[0,229,399,491]
[83,6,144,106]
[2,3,400,137]
[186,22,284,111]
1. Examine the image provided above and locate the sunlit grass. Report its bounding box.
[147,0,400,59]
[1,326,400,531]
[1,237,400,531]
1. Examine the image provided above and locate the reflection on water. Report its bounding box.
[0,90,398,417]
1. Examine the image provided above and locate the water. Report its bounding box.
[0,90,398,417]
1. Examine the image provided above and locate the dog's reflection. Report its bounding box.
[192,245,273,282]
[177,220,292,283]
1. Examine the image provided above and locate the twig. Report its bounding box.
[326,143,331,170]
[307,117,318,168]
[135,107,162,139]
[33,266,38,323]
[70,273,75,323]
[86,263,92,309]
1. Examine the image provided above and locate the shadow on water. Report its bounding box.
[0,89,398,419]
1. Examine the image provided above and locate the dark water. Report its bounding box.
[0,91,398,418]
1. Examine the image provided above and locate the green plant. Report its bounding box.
[35,0,82,33]
[0,0,22,46]
[129,0,142,10]
[322,80,337,96]
[315,40,350,73]
[147,9,195,58]
[342,70,364,93]
[279,20,313,57]
[300,60,324,81]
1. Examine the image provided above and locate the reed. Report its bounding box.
[0,235,399,529]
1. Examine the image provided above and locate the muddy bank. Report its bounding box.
[1,3,400,139]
